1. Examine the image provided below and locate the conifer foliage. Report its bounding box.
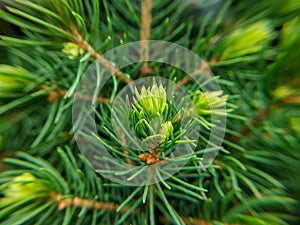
[0,0,299,224]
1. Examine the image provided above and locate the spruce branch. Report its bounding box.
[176,76,192,88]
[0,1,299,224]
[0,150,139,223]
[51,192,130,212]
[41,84,110,104]
[69,24,133,84]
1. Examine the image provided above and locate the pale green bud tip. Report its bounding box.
[160,121,173,139]
[0,173,48,206]
[62,42,84,59]
[192,90,227,115]
[134,84,167,117]
[272,86,294,102]
[219,20,275,60]
[0,65,37,89]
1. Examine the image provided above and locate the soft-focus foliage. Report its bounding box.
[0,0,299,225]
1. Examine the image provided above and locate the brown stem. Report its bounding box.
[281,96,300,103]
[71,24,133,84]
[51,192,130,212]
[140,0,153,75]
[41,85,110,104]
[176,76,192,88]
[138,151,161,165]
[138,141,166,165]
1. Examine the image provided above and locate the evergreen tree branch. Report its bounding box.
[51,192,130,212]
[140,0,153,75]
[1,1,299,224]
[41,85,110,104]
[70,24,133,84]
[176,76,192,88]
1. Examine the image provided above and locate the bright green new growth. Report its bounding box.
[62,42,84,59]
[0,65,39,97]
[192,90,228,116]
[160,121,173,140]
[134,84,167,118]
[0,173,49,206]
[130,83,179,153]
[131,83,176,138]
[0,0,299,225]
[215,20,275,60]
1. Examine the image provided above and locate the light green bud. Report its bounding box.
[134,83,167,118]
[192,90,227,115]
[0,173,48,206]
[62,42,84,59]
[160,121,173,140]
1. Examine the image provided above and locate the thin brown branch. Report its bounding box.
[281,96,300,103]
[140,0,153,75]
[71,24,133,84]
[51,192,130,212]
[138,139,166,165]
[176,76,192,88]
[41,85,110,104]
